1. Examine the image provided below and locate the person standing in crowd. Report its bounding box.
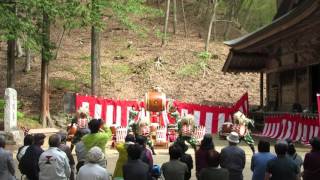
[75,128,90,172]
[251,140,276,180]
[199,150,229,180]
[19,133,46,180]
[136,135,153,171]
[195,134,215,178]
[285,139,303,172]
[38,134,71,180]
[303,137,320,180]
[0,135,15,180]
[113,134,135,179]
[220,132,246,180]
[265,140,299,180]
[82,119,112,168]
[17,134,33,161]
[161,145,189,180]
[58,132,75,180]
[70,107,90,151]
[77,146,110,180]
[123,144,151,180]
[175,138,193,180]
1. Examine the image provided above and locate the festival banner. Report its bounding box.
[260,114,320,142]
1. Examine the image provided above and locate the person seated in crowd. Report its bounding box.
[303,137,320,180]
[175,138,193,180]
[265,140,299,180]
[0,135,15,180]
[196,134,215,178]
[199,150,229,180]
[77,146,110,180]
[19,133,46,180]
[251,140,276,180]
[82,119,112,168]
[220,132,246,180]
[136,135,153,172]
[123,143,151,180]
[285,138,303,172]
[17,134,33,161]
[161,145,189,180]
[75,128,90,172]
[58,132,75,180]
[113,134,135,179]
[38,134,71,180]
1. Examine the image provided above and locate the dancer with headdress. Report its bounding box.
[232,111,255,153]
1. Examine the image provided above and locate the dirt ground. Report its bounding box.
[8,135,311,180]
[0,2,262,120]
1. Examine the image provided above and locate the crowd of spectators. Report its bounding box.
[0,118,320,180]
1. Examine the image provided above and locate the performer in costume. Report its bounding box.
[68,107,90,151]
[176,114,197,150]
[128,108,157,155]
[232,111,255,153]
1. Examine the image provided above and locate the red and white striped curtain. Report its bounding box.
[75,92,249,134]
[260,114,320,143]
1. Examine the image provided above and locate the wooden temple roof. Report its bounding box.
[222,0,320,73]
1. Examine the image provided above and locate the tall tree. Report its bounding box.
[162,0,171,46]
[91,0,102,96]
[40,11,53,127]
[205,0,219,51]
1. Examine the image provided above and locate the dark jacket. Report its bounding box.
[19,145,44,180]
[123,159,151,180]
[180,153,193,180]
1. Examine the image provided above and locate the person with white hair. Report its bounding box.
[77,146,110,180]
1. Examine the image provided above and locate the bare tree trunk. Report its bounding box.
[205,0,218,52]
[181,0,187,37]
[162,0,171,46]
[91,26,101,96]
[224,0,235,40]
[91,0,101,96]
[173,0,177,34]
[24,47,31,72]
[7,2,16,88]
[16,38,24,57]
[7,40,16,88]
[40,12,54,127]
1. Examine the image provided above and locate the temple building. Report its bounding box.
[223,0,320,113]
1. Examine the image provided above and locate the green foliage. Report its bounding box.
[177,64,201,77]
[197,51,212,61]
[110,0,163,33]
[51,78,80,92]
[237,0,277,32]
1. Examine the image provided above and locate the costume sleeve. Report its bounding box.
[7,152,15,176]
[102,125,112,141]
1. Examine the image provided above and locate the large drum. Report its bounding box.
[145,91,166,112]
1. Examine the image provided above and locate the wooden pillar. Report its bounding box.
[260,72,264,109]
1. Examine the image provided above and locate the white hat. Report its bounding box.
[227,132,240,144]
[87,146,104,163]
